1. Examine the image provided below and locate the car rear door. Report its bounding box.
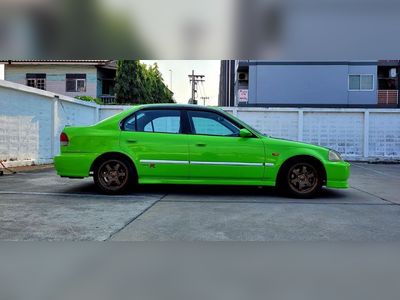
[120,109,190,181]
[186,109,265,181]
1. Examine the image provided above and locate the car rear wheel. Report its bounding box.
[93,157,135,194]
[283,161,322,198]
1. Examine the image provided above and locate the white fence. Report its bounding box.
[1,80,400,166]
[225,107,400,159]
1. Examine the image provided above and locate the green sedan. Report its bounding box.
[54,104,350,197]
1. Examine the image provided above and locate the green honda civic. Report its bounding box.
[54,104,350,197]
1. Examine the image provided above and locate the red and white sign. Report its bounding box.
[238,89,248,103]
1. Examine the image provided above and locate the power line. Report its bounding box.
[199,81,205,97]
[199,81,209,105]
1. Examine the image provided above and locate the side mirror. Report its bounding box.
[239,128,252,138]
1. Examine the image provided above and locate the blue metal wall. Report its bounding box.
[247,62,378,105]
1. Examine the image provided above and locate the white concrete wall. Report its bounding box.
[99,105,131,121]
[224,107,400,160]
[1,79,400,167]
[0,80,97,165]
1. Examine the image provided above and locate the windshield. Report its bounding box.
[221,109,267,137]
[244,123,267,137]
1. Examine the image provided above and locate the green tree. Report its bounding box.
[115,60,145,104]
[115,60,174,104]
[147,63,165,102]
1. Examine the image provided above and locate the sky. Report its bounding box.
[0,61,220,105]
[142,60,220,106]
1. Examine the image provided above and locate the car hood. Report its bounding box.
[264,136,330,152]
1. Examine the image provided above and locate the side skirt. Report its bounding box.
[138,178,276,187]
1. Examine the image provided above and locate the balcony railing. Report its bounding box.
[378,90,398,105]
[100,95,117,104]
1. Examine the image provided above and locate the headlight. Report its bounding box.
[329,150,342,161]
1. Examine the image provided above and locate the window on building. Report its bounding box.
[26,74,46,90]
[66,74,87,92]
[349,75,374,91]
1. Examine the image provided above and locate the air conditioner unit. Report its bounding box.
[390,68,397,78]
[238,72,248,81]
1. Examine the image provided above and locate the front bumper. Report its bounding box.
[325,161,351,189]
[54,153,98,178]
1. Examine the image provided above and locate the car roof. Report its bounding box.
[137,103,221,112]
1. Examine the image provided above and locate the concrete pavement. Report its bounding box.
[0,163,399,241]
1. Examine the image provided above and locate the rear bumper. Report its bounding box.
[325,161,351,189]
[54,153,98,178]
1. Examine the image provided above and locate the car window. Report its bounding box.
[187,110,240,136]
[123,114,138,131]
[123,110,181,134]
[143,116,180,133]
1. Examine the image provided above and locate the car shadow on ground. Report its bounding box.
[137,184,347,200]
[61,180,348,201]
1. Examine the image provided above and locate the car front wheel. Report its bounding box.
[93,157,135,194]
[283,161,322,198]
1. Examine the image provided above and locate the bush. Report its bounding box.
[75,96,103,105]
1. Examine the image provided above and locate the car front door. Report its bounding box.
[186,110,265,181]
[120,109,189,181]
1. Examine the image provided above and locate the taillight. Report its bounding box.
[60,132,69,146]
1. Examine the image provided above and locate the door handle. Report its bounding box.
[195,143,207,147]
[126,139,137,144]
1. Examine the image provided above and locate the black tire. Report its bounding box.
[93,156,136,194]
[280,160,322,198]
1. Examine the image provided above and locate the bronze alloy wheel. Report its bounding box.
[97,159,129,192]
[287,162,319,195]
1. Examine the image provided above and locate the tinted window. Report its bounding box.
[188,110,240,136]
[123,110,181,134]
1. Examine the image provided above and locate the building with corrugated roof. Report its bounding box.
[1,60,117,103]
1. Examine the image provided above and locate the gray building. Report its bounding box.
[218,60,235,107]
[1,60,117,103]
[219,60,400,108]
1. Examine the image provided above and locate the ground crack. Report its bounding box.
[105,193,167,241]
[351,186,399,206]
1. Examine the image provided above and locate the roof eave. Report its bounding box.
[0,60,112,66]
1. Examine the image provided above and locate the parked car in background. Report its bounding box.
[54,104,350,197]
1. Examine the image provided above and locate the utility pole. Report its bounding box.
[169,69,173,90]
[200,96,210,106]
[188,70,205,104]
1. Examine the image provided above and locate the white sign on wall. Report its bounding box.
[238,89,248,103]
